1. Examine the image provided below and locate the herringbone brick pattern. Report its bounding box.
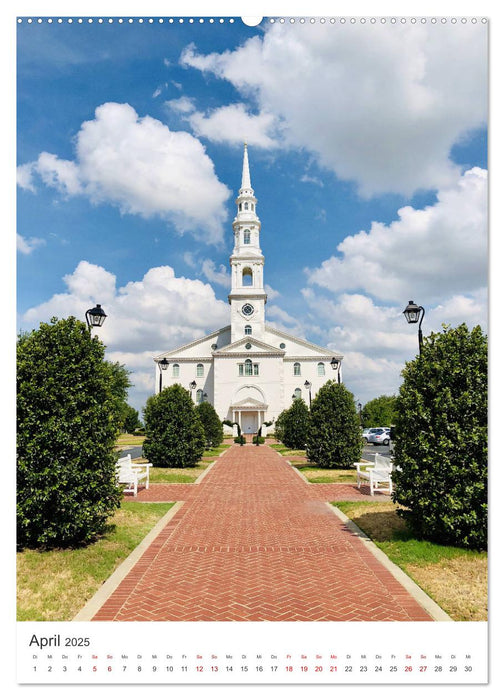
[93,445,432,621]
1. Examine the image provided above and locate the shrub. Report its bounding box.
[143,384,205,467]
[17,317,125,549]
[197,402,224,447]
[281,398,310,449]
[306,381,362,468]
[274,410,287,442]
[122,404,142,434]
[392,324,487,550]
[234,435,246,445]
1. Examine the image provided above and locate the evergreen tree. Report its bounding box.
[393,324,487,549]
[197,401,224,447]
[361,395,398,428]
[17,317,124,549]
[306,381,362,468]
[282,398,311,449]
[143,384,205,467]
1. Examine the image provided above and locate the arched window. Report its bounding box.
[317,362,325,376]
[244,202,249,210]
[239,202,242,211]
[245,359,253,376]
[242,267,253,286]
[293,362,301,376]
[172,364,180,377]
[245,325,252,335]
[238,359,259,376]
[251,203,255,211]
[243,229,251,244]
[196,363,204,377]
[196,389,204,404]
[294,388,301,399]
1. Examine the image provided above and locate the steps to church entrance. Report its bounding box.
[89,445,434,621]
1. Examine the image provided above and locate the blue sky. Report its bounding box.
[16,14,488,413]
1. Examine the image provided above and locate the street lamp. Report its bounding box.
[304,379,312,408]
[85,303,107,331]
[403,300,425,355]
[157,357,169,393]
[330,357,341,383]
[189,380,197,400]
[203,392,208,402]
[357,402,362,426]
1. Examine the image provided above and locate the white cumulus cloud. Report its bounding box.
[21,261,230,410]
[17,102,231,244]
[181,22,487,196]
[306,168,487,305]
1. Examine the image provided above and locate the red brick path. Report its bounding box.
[92,445,432,621]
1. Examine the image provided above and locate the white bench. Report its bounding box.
[116,454,151,496]
[355,454,393,496]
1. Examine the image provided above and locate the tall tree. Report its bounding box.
[143,384,205,468]
[17,317,123,549]
[306,381,362,468]
[361,395,398,428]
[282,398,311,449]
[197,401,224,447]
[393,324,487,550]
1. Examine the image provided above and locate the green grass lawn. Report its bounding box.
[333,501,487,621]
[115,433,146,446]
[17,502,173,621]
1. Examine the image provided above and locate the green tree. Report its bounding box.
[306,381,362,468]
[274,410,288,443]
[361,395,398,428]
[197,401,224,447]
[17,317,124,549]
[281,398,311,449]
[103,360,132,429]
[392,324,487,550]
[122,404,142,434]
[143,384,205,467]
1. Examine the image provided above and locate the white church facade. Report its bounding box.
[154,145,343,435]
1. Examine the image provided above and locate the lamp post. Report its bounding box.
[85,304,107,332]
[330,357,341,383]
[403,300,425,355]
[357,402,362,426]
[157,357,169,393]
[189,380,197,401]
[304,380,312,408]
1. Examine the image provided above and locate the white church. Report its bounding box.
[154,145,343,435]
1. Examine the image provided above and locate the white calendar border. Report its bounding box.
[5,0,501,696]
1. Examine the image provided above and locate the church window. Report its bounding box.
[242,267,253,286]
[172,364,180,377]
[294,388,301,399]
[245,325,252,335]
[317,362,325,376]
[196,363,204,377]
[293,362,301,376]
[244,229,251,244]
[239,359,259,376]
[245,342,252,350]
[251,203,255,211]
[244,202,249,210]
[196,389,204,404]
[279,343,286,349]
[239,203,242,211]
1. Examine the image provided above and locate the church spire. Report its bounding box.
[241,142,252,192]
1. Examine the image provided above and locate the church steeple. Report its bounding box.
[229,144,267,342]
[241,142,252,191]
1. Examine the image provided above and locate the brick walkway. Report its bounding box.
[92,445,433,621]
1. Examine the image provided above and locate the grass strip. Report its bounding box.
[333,501,487,621]
[17,502,173,622]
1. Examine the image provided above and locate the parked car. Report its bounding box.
[361,428,373,442]
[367,428,391,446]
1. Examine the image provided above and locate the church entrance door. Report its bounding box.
[241,411,258,434]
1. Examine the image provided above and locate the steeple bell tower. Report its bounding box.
[229,144,267,342]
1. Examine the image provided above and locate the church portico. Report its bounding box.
[153,144,343,434]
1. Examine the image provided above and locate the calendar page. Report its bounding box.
[13,0,491,693]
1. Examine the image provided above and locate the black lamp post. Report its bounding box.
[203,392,208,402]
[304,380,312,408]
[330,357,341,383]
[403,300,425,355]
[85,303,107,332]
[157,357,169,393]
[357,402,362,426]
[189,380,197,400]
